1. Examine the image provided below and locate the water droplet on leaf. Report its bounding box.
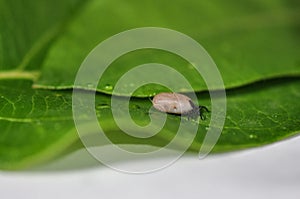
[151,92,157,97]
[104,84,114,91]
[96,103,110,109]
[249,134,257,139]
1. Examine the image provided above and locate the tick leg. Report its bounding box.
[199,105,209,113]
[199,106,209,120]
[200,114,205,120]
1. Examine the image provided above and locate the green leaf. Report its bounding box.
[209,78,300,152]
[0,0,85,71]
[0,80,76,169]
[34,0,300,96]
[100,78,300,153]
[1,78,299,169]
[0,0,300,170]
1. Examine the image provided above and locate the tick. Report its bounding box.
[152,92,209,120]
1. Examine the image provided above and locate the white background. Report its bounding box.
[1,136,300,199]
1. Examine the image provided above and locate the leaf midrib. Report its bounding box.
[0,0,91,73]
[0,70,40,80]
[0,116,74,123]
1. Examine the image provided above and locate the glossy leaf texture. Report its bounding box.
[35,0,300,96]
[0,78,299,169]
[0,0,300,170]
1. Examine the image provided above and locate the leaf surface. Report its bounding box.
[0,0,85,71]
[1,78,299,169]
[0,0,300,170]
[34,0,300,96]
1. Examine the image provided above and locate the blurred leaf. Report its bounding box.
[0,0,85,70]
[35,0,300,96]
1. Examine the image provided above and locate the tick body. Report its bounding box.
[152,92,208,119]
